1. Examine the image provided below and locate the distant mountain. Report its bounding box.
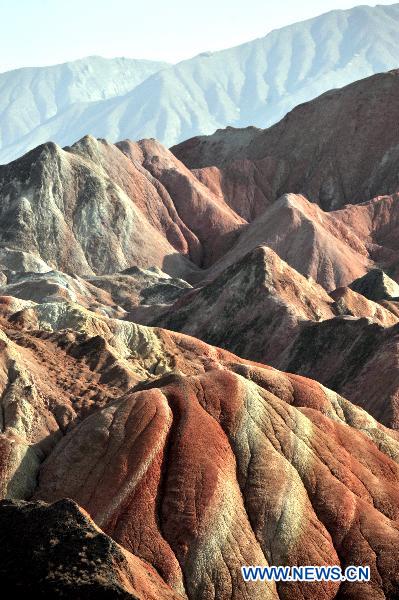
[1,3,399,164]
[0,56,168,162]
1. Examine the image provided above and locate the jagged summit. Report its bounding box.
[154,245,335,362]
[349,268,399,301]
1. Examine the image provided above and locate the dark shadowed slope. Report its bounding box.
[0,498,181,598]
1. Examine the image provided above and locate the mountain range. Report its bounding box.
[2,3,399,163]
[2,8,399,598]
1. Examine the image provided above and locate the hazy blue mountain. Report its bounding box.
[0,56,168,161]
[1,3,399,163]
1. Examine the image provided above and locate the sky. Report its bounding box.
[0,0,397,72]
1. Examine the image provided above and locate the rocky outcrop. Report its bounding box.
[0,135,245,279]
[0,298,265,525]
[330,287,399,327]
[0,498,181,598]
[0,266,191,321]
[34,367,399,600]
[194,192,399,291]
[154,246,335,362]
[116,139,245,267]
[349,269,399,301]
[0,247,51,274]
[203,194,372,290]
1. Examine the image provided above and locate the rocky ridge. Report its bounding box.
[173,71,399,211]
[0,498,181,598]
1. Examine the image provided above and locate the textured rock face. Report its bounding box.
[0,135,246,278]
[116,139,245,267]
[0,247,52,273]
[0,498,181,598]
[330,287,398,327]
[173,71,399,212]
[152,245,399,429]
[0,138,185,277]
[349,269,399,301]
[197,192,399,291]
[0,266,192,321]
[276,317,399,429]
[0,298,398,598]
[0,297,261,500]
[32,368,399,600]
[203,193,373,290]
[154,245,335,362]
[3,128,399,294]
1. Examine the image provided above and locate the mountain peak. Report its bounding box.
[2,3,399,163]
[349,269,399,301]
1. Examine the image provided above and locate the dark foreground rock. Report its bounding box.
[0,498,181,599]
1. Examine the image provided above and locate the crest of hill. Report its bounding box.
[154,245,335,362]
[0,135,245,279]
[173,70,399,212]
